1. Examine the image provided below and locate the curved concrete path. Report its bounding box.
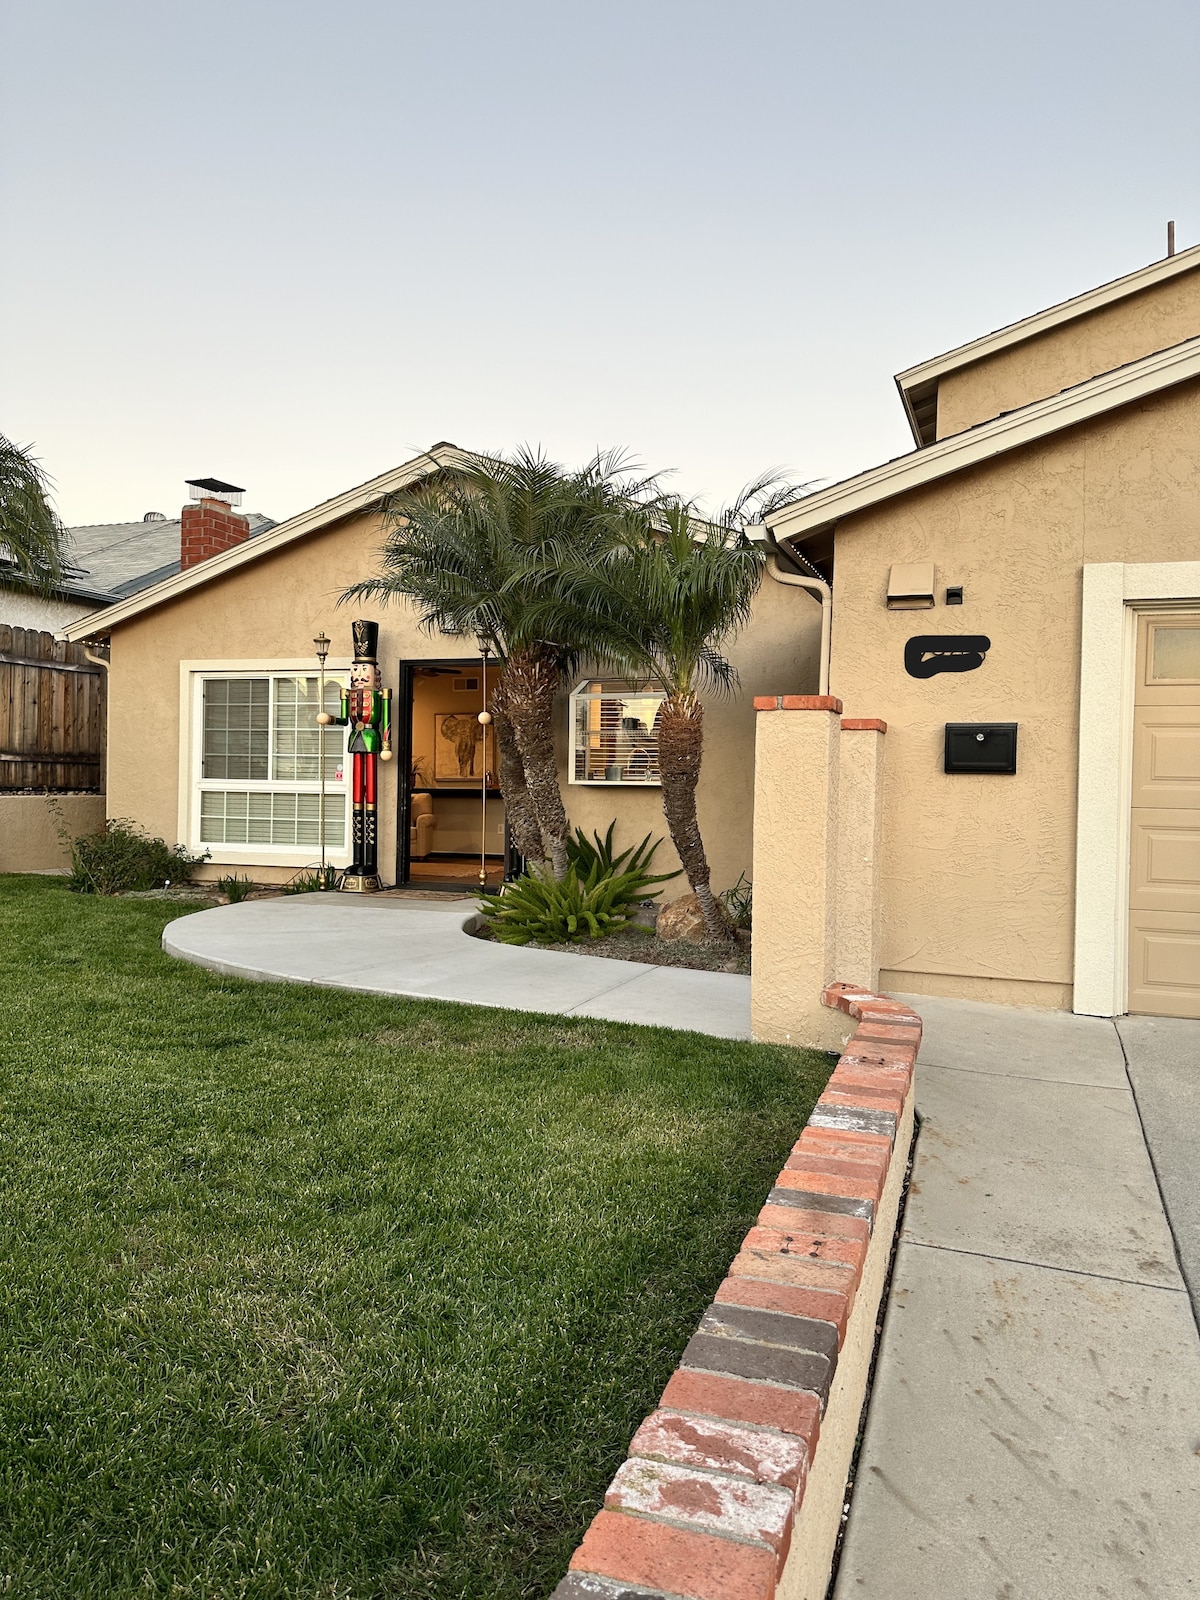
[163,894,752,1039]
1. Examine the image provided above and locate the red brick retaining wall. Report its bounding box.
[553,984,921,1600]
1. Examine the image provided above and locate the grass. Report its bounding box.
[0,876,832,1600]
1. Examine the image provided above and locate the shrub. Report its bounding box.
[480,860,653,945]
[719,872,753,931]
[282,866,340,894]
[217,874,255,903]
[67,820,207,896]
[565,822,680,899]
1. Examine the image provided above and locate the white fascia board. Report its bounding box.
[766,337,1200,543]
[895,245,1200,396]
[59,443,476,643]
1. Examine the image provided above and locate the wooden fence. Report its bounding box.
[0,626,105,791]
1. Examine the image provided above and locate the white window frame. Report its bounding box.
[1073,563,1200,1016]
[179,658,354,867]
[568,678,665,787]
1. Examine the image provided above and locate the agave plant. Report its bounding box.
[479,850,667,945]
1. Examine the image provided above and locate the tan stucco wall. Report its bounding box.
[935,264,1200,440]
[0,792,105,873]
[830,376,1200,1007]
[103,507,822,894]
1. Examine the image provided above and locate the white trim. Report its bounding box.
[179,657,355,868]
[895,245,1200,397]
[765,337,1200,544]
[1072,562,1200,1016]
[60,444,477,643]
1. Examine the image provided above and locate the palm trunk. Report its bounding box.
[490,693,545,870]
[503,645,571,879]
[657,690,731,943]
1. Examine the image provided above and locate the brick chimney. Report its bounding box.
[180,477,250,569]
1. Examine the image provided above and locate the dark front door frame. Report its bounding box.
[396,656,491,887]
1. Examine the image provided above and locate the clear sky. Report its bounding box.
[3,0,1198,528]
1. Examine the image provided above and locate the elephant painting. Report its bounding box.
[434,712,495,782]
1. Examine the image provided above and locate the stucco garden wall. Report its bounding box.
[102,507,822,894]
[0,793,105,873]
[830,376,1200,1008]
[935,262,1200,439]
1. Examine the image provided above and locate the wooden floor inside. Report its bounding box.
[407,857,504,887]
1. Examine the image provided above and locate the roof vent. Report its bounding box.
[186,477,245,508]
[143,511,166,521]
[887,562,936,610]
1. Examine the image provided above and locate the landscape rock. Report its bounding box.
[656,892,710,944]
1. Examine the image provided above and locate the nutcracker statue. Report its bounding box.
[318,619,391,892]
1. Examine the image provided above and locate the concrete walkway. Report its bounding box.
[833,995,1200,1599]
[162,894,752,1039]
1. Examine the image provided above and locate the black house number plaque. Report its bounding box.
[904,635,991,679]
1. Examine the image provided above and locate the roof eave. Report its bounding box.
[894,244,1200,404]
[59,443,475,643]
[767,335,1200,545]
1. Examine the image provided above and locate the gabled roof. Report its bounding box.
[63,512,275,600]
[60,442,474,642]
[766,334,1200,546]
[895,244,1200,446]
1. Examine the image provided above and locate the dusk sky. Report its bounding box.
[4,1,1198,528]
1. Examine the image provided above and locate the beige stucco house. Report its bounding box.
[761,244,1200,1021]
[62,244,1200,1022]
[60,446,822,898]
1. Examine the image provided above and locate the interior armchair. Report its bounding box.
[410,794,436,859]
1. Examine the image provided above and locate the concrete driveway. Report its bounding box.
[833,995,1200,1600]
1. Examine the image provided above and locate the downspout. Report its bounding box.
[81,639,110,798]
[761,536,832,697]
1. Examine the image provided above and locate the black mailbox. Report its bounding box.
[944,722,1018,774]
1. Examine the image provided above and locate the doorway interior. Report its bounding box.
[396,659,506,891]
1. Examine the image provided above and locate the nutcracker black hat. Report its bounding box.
[351,619,379,662]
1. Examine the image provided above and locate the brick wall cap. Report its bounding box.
[840,718,888,732]
[753,695,844,714]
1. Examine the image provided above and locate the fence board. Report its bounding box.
[0,627,105,791]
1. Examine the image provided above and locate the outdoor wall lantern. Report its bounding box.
[944,722,1018,775]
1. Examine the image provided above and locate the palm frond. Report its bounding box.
[0,434,65,589]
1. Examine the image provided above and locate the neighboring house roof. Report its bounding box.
[64,511,275,601]
[894,243,1200,446]
[60,443,473,642]
[765,334,1200,546]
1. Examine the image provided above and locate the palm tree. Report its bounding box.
[551,478,794,941]
[0,434,64,588]
[342,448,651,878]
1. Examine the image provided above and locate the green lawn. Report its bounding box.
[0,876,831,1600]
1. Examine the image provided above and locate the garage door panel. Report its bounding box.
[1131,709,1200,810]
[1129,809,1200,914]
[1128,912,1200,1018]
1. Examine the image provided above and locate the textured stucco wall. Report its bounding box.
[835,726,885,990]
[936,265,1200,440]
[1,589,97,632]
[751,703,845,1051]
[0,793,105,872]
[103,508,822,893]
[830,376,1200,1007]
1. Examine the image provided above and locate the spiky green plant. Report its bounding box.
[478,857,658,945]
[565,821,680,895]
